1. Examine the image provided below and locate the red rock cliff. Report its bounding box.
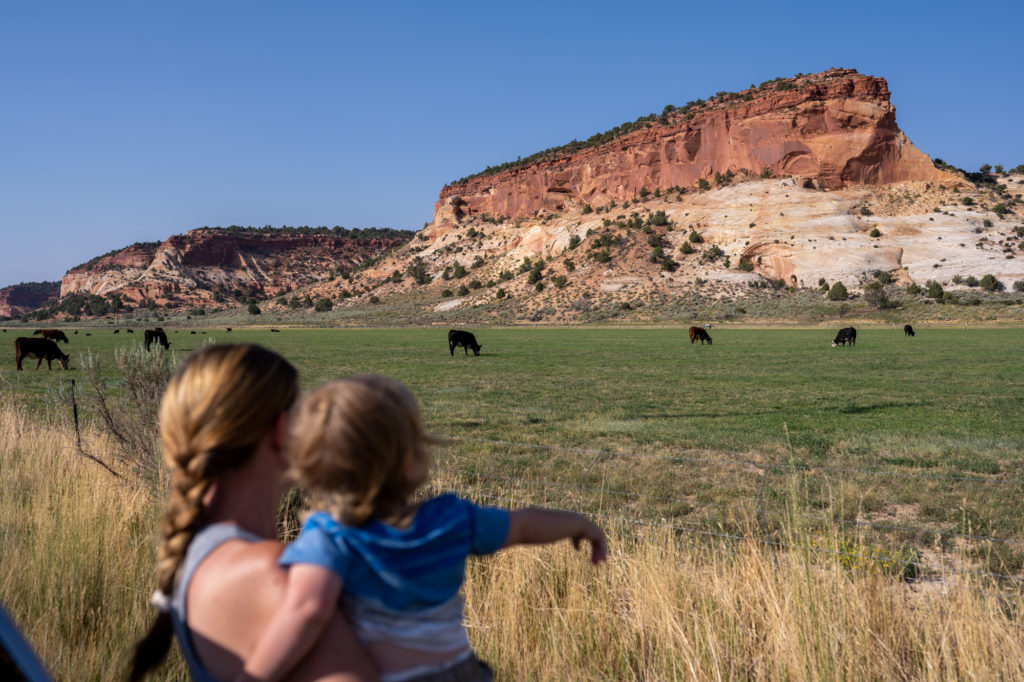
[60,228,410,306]
[435,69,958,223]
[0,281,61,317]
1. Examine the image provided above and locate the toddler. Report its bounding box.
[239,375,607,682]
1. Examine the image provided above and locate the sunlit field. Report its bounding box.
[2,325,1024,679]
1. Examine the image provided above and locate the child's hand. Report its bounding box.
[572,520,608,565]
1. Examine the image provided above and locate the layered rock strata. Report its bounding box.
[434,69,961,226]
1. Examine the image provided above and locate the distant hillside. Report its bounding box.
[0,281,61,318]
[48,226,412,316]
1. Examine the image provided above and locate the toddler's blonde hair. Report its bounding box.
[289,375,434,526]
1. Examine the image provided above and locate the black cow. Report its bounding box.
[448,329,481,356]
[689,326,712,345]
[225,327,232,332]
[903,324,915,337]
[832,327,857,347]
[15,337,69,370]
[127,329,134,334]
[145,328,170,351]
[113,329,119,334]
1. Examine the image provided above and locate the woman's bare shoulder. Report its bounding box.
[187,538,377,681]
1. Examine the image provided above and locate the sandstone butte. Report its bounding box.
[0,281,60,318]
[59,228,409,305]
[433,69,961,226]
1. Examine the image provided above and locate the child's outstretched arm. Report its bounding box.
[503,507,608,564]
[235,563,343,682]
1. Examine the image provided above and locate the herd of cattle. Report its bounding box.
[8,324,918,370]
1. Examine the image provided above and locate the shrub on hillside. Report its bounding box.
[827,282,849,301]
[980,274,1004,291]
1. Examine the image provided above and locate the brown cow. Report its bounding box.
[689,326,712,345]
[36,329,69,343]
[15,337,69,370]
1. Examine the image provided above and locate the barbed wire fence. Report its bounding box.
[430,435,1024,590]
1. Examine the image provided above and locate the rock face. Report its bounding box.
[434,69,961,225]
[60,228,410,306]
[0,281,60,317]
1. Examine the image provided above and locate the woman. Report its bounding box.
[129,344,377,681]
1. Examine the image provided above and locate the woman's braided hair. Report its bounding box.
[129,344,298,681]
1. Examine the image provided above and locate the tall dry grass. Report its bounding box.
[0,395,185,680]
[2,394,1024,680]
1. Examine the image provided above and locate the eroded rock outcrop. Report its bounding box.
[60,228,410,306]
[433,69,961,226]
[0,281,60,317]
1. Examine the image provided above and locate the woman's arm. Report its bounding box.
[236,564,344,682]
[502,507,607,564]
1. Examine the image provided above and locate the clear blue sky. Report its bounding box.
[2,0,1022,288]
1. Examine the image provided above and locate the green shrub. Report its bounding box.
[551,275,568,289]
[827,282,849,301]
[875,271,892,284]
[452,263,467,278]
[441,289,453,298]
[906,283,922,296]
[1013,280,1024,292]
[563,258,575,272]
[498,270,513,282]
[495,288,506,299]
[738,259,754,272]
[680,241,694,255]
[591,250,611,263]
[965,276,979,287]
[314,298,332,312]
[648,233,662,247]
[697,178,710,191]
[582,204,593,214]
[925,280,944,299]
[247,302,261,315]
[468,279,482,290]
[456,284,470,296]
[993,203,1009,217]
[869,228,881,238]
[390,270,403,283]
[860,206,873,216]
[862,281,891,309]
[188,307,205,316]
[650,210,669,226]
[962,197,975,206]
[980,274,1004,291]
[688,230,703,243]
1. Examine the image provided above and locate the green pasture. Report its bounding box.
[4,325,1024,574]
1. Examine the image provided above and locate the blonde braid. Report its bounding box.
[154,450,213,594]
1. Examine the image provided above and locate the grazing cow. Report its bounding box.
[689,326,713,345]
[73,330,78,335]
[32,330,42,335]
[448,329,481,356]
[127,329,134,334]
[903,324,915,337]
[270,328,280,333]
[113,329,119,334]
[832,327,857,347]
[38,329,69,343]
[15,337,69,370]
[144,328,170,351]
[225,327,232,332]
